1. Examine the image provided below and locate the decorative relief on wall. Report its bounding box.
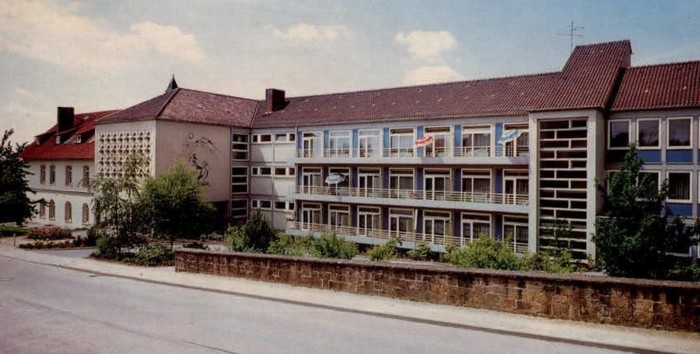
[96,131,152,178]
[184,132,216,185]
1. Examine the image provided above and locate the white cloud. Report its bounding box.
[266,23,350,42]
[4,90,53,144]
[395,31,456,60]
[403,66,463,85]
[0,0,205,76]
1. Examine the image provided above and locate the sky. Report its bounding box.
[2,0,700,144]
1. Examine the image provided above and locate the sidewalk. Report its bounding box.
[1,243,698,354]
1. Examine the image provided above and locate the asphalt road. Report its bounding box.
[0,255,632,354]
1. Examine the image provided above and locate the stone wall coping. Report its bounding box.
[176,249,700,290]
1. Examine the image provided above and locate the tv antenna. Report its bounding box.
[557,21,584,52]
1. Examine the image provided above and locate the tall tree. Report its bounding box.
[0,129,35,225]
[140,162,215,248]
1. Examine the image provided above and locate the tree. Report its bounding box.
[226,210,276,252]
[0,129,36,225]
[91,154,148,258]
[140,162,215,248]
[594,144,680,278]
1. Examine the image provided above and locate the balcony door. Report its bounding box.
[503,169,528,205]
[389,208,414,239]
[302,132,321,158]
[358,206,381,237]
[301,203,322,230]
[358,168,381,197]
[302,168,322,194]
[328,204,351,231]
[424,169,451,201]
[423,211,451,245]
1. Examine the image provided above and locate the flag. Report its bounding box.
[325,173,346,185]
[414,135,434,148]
[497,129,520,144]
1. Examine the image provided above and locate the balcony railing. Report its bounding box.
[293,186,529,206]
[296,145,528,159]
[289,221,529,253]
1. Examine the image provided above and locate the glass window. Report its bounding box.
[231,167,248,194]
[65,201,72,223]
[328,131,351,157]
[275,201,287,210]
[424,126,451,157]
[232,133,249,160]
[609,120,629,148]
[65,165,72,186]
[82,203,90,225]
[40,165,46,184]
[668,172,691,201]
[48,200,55,220]
[668,118,691,147]
[275,133,288,142]
[389,168,414,197]
[230,200,247,224]
[259,134,272,143]
[639,172,659,199]
[358,129,381,158]
[637,119,659,148]
[49,165,55,184]
[461,213,491,246]
[462,126,491,156]
[82,166,90,187]
[462,169,491,202]
[389,128,414,157]
[274,167,287,176]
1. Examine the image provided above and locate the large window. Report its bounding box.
[423,126,451,157]
[462,169,491,202]
[503,215,528,253]
[302,132,321,158]
[358,129,381,158]
[231,167,248,194]
[301,203,322,230]
[461,126,491,156]
[503,169,528,205]
[423,210,451,244]
[461,213,491,246]
[389,208,414,238]
[328,204,351,229]
[668,117,691,148]
[608,120,630,149]
[301,167,323,194]
[668,172,691,202]
[389,128,414,157]
[230,200,247,225]
[389,168,414,198]
[328,131,351,158]
[358,168,381,197]
[39,202,46,219]
[328,167,350,195]
[503,124,529,157]
[424,169,451,201]
[358,206,381,236]
[232,133,249,160]
[65,165,72,186]
[637,119,659,148]
[639,171,660,199]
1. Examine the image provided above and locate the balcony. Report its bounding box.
[287,221,529,254]
[295,145,528,165]
[290,186,528,213]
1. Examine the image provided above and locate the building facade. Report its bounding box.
[22,40,700,260]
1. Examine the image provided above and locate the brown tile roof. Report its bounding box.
[611,61,700,111]
[252,40,632,128]
[97,88,258,127]
[21,110,119,160]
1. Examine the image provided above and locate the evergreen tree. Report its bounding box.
[0,129,36,225]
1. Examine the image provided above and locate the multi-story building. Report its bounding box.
[21,40,700,261]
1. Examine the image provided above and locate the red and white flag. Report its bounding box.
[414,135,433,148]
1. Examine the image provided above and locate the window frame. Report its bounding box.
[608,119,631,150]
[231,133,249,160]
[65,165,72,186]
[667,117,692,149]
[389,128,415,157]
[461,125,493,157]
[636,118,660,149]
[667,171,692,203]
[639,170,661,200]
[357,129,382,158]
[328,130,352,158]
[40,165,46,184]
[461,212,492,244]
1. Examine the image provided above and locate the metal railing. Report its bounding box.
[296,145,529,159]
[290,221,528,253]
[293,186,529,206]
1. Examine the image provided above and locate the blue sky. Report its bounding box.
[2,0,700,144]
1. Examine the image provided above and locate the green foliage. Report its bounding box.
[312,232,357,259]
[0,225,29,237]
[225,211,276,252]
[140,162,215,248]
[267,233,314,256]
[95,235,120,259]
[443,235,522,270]
[407,240,433,261]
[368,237,400,261]
[0,129,36,225]
[594,145,698,279]
[90,154,148,258]
[129,244,175,266]
[522,249,578,273]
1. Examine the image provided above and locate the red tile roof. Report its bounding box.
[97,88,258,127]
[611,61,700,111]
[252,40,632,128]
[21,110,118,161]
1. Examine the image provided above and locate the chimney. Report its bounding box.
[265,88,285,113]
[57,107,74,132]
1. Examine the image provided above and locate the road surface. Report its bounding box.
[0,254,636,354]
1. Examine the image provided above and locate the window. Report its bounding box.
[328,167,350,195]
[252,199,271,210]
[389,168,414,198]
[328,131,351,157]
[423,211,451,244]
[461,213,491,246]
[82,203,90,225]
[461,126,491,156]
[503,215,528,253]
[462,169,491,202]
[389,128,414,157]
[259,134,272,143]
[49,165,56,184]
[39,202,46,219]
[608,120,630,149]
[48,200,55,220]
[260,167,272,176]
[358,129,381,158]
[275,201,294,211]
[668,117,691,148]
[274,167,288,176]
[668,172,691,202]
[302,132,321,158]
[301,203,322,230]
[424,126,451,157]
[639,171,660,199]
[358,168,381,197]
[230,200,247,224]
[389,208,414,238]
[358,206,381,236]
[82,166,90,187]
[328,204,351,229]
[503,169,528,205]
[424,169,451,201]
[503,124,529,157]
[301,168,323,193]
[275,133,288,143]
[231,167,248,194]
[232,133,249,160]
[65,165,72,186]
[637,119,660,148]
[40,165,46,184]
[64,201,72,223]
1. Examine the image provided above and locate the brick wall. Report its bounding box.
[176,250,700,332]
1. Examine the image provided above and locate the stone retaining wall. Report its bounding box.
[175,250,700,332]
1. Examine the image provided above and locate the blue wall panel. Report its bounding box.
[667,203,693,217]
[323,130,330,150]
[495,123,503,157]
[666,150,692,163]
[454,124,462,150]
[417,168,424,191]
[454,169,462,192]
[637,150,661,163]
[352,129,358,158]
[494,214,502,240]
[383,127,390,150]
[495,169,503,194]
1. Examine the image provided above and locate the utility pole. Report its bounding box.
[557,21,584,52]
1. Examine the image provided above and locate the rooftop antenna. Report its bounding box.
[557,21,584,52]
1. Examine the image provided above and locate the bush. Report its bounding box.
[27,227,72,241]
[95,235,121,259]
[267,233,313,256]
[130,244,175,266]
[0,225,28,237]
[225,211,276,252]
[407,240,433,261]
[443,235,522,270]
[522,249,579,273]
[312,232,357,259]
[183,241,208,250]
[368,237,400,261]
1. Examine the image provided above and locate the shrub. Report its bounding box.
[225,211,276,252]
[407,240,433,261]
[27,227,72,241]
[522,249,579,273]
[95,235,120,259]
[368,237,400,261]
[312,232,357,259]
[130,244,175,266]
[267,233,313,256]
[444,235,522,270]
[183,241,208,250]
[0,225,28,237]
